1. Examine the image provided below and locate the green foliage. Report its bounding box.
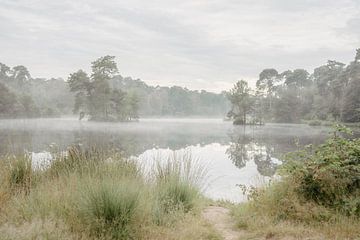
[68,56,140,122]
[0,63,74,118]
[231,127,360,239]
[227,80,253,124]
[78,179,140,240]
[226,49,360,124]
[0,59,228,119]
[282,125,360,216]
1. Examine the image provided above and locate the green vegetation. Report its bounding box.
[0,60,228,120]
[227,49,360,125]
[0,63,72,118]
[226,80,254,125]
[231,126,360,239]
[0,147,220,240]
[68,56,140,121]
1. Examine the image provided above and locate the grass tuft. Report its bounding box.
[77,178,140,239]
[8,155,32,194]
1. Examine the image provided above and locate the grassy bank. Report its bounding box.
[0,148,220,240]
[231,126,360,239]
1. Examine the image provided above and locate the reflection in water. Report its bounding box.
[0,118,337,202]
[226,131,251,169]
[253,146,277,177]
[226,128,279,177]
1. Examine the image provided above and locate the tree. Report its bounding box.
[273,86,300,123]
[12,65,31,87]
[0,63,10,79]
[68,70,91,115]
[110,89,127,120]
[19,95,40,118]
[283,69,311,88]
[68,56,140,122]
[342,51,360,122]
[0,82,17,118]
[227,80,253,125]
[125,91,140,121]
[256,69,279,115]
[90,56,118,120]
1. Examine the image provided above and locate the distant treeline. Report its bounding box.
[0,59,228,120]
[227,49,360,124]
[0,64,73,118]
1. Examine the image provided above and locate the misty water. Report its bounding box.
[0,118,333,202]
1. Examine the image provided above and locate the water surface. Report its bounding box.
[0,118,332,202]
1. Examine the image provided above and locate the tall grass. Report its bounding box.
[77,178,140,239]
[7,155,32,194]
[47,146,106,176]
[150,152,207,225]
[0,147,209,240]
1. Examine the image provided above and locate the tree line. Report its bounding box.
[0,57,228,120]
[0,63,73,118]
[227,49,360,124]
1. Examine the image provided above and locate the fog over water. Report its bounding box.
[0,118,336,202]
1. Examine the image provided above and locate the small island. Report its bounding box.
[68,56,140,122]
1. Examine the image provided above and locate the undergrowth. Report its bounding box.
[232,124,360,239]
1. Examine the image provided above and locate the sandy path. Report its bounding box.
[202,206,243,240]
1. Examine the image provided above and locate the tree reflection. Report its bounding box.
[253,146,277,176]
[226,131,251,168]
[226,128,279,177]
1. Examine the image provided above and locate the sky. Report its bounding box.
[1,0,360,92]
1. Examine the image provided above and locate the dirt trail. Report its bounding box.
[202,206,243,240]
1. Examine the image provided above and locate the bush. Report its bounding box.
[283,125,360,216]
[78,179,140,239]
[231,126,360,239]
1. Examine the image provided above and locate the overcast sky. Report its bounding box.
[1,0,360,92]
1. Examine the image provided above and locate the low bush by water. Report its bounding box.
[232,125,360,239]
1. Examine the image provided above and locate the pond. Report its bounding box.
[0,118,332,202]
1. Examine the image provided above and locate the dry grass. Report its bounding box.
[0,148,216,240]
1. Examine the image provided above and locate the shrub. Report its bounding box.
[282,125,360,216]
[77,179,140,239]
